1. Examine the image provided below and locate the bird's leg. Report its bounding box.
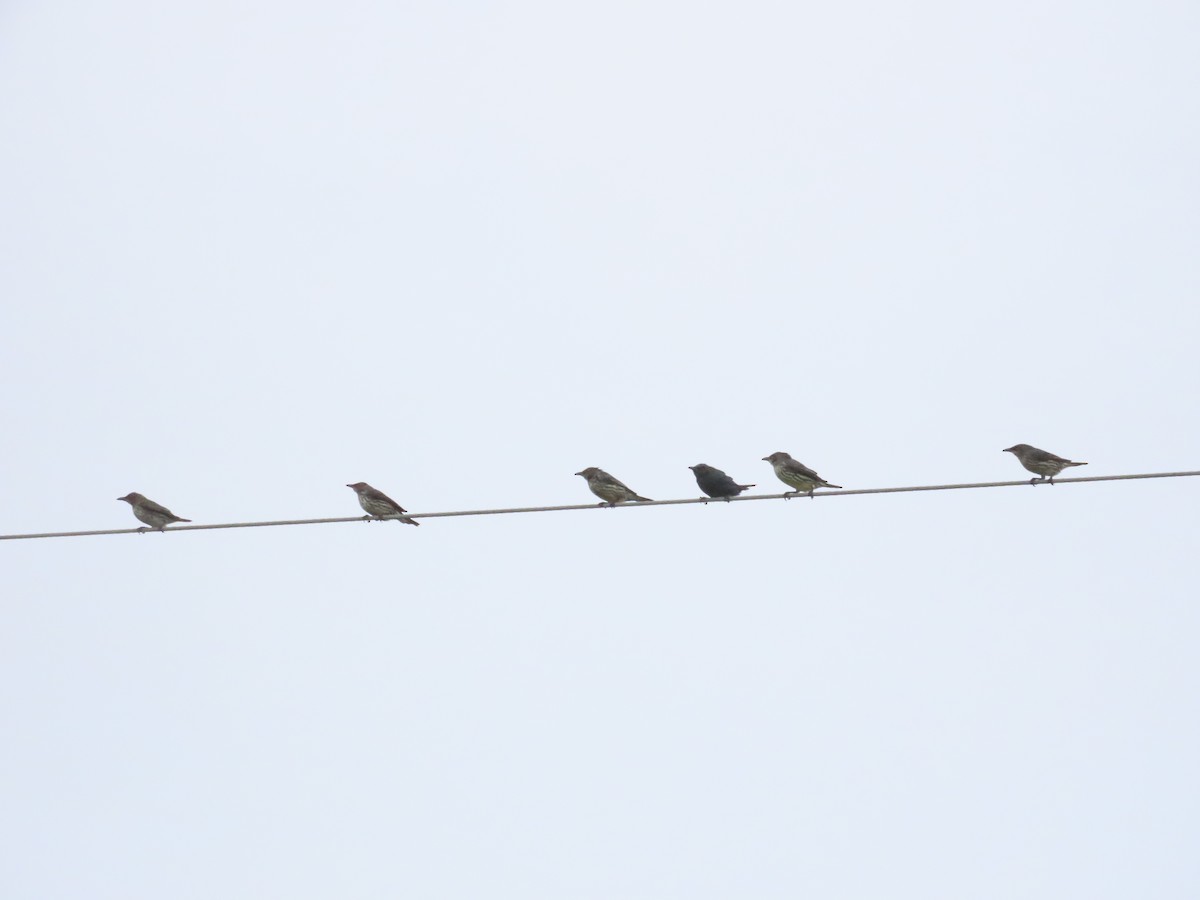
[137,526,148,534]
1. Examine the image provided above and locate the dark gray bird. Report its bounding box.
[762,451,843,498]
[575,467,652,506]
[689,464,754,501]
[117,492,192,532]
[1003,444,1087,484]
[346,482,419,525]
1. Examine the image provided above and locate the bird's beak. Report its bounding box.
[761,456,769,461]
[345,483,354,488]
[573,471,583,477]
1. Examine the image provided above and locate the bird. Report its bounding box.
[689,464,754,502]
[346,482,419,525]
[1003,444,1087,484]
[575,467,652,506]
[117,492,192,532]
[762,451,843,498]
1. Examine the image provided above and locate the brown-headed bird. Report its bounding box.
[346,482,419,525]
[117,492,192,532]
[762,451,843,498]
[575,467,652,506]
[1003,444,1087,485]
[689,464,754,502]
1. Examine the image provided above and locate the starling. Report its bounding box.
[689,464,754,501]
[574,467,652,506]
[1003,444,1087,485]
[117,492,192,532]
[346,482,419,525]
[762,451,843,498]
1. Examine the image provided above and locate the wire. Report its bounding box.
[2,469,1196,542]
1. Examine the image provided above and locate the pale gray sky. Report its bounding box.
[3,1,1199,897]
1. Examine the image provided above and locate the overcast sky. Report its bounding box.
[3,1,1199,897]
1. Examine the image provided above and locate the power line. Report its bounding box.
[2,469,1196,542]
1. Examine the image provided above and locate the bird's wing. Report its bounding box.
[1030,447,1069,463]
[367,487,406,512]
[781,458,823,481]
[140,497,176,516]
[712,473,740,492]
[596,471,631,491]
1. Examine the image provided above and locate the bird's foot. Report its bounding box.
[137,526,148,534]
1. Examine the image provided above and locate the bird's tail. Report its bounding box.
[176,517,193,523]
[400,516,420,526]
[1066,461,1087,468]
[738,484,756,490]
[823,484,843,490]
[633,495,653,502]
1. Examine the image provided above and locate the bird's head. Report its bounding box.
[574,468,598,479]
[1003,445,1027,455]
[117,493,142,504]
[346,482,370,492]
[762,452,789,464]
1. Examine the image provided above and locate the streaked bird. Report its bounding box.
[346,482,419,525]
[762,451,843,498]
[575,467,652,506]
[117,492,192,532]
[1003,444,1087,484]
[689,463,754,501]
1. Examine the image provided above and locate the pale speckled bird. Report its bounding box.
[1003,444,1087,484]
[346,482,419,526]
[574,467,652,506]
[689,464,754,502]
[762,451,843,498]
[117,492,192,532]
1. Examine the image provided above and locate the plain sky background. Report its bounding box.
[3,1,1199,897]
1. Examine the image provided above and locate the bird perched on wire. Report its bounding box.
[346,482,419,525]
[574,467,652,506]
[689,464,754,502]
[1003,444,1087,485]
[117,492,192,532]
[762,451,843,498]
